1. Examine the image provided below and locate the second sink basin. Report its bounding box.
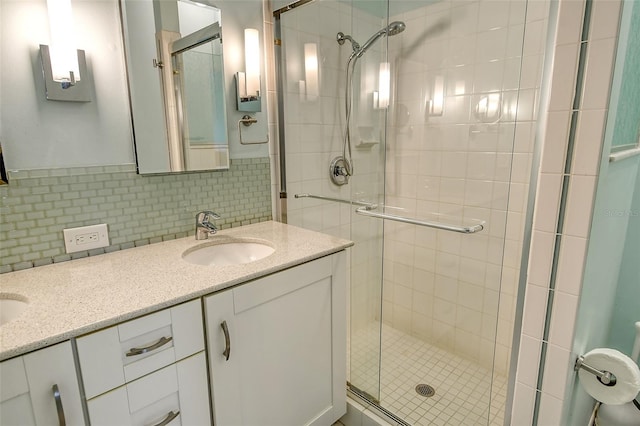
[0,295,29,326]
[182,239,275,266]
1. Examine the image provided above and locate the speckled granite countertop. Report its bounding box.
[0,221,352,361]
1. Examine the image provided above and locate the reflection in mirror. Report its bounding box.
[120,0,229,174]
[172,24,228,170]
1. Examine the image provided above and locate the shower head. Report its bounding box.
[355,21,406,58]
[337,21,406,60]
[386,21,406,36]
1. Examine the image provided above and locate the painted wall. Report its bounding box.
[567,156,639,425]
[608,170,640,355]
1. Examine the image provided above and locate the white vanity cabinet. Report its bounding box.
[76,299,210,426]
[0,341,84,426]
[205,252,347,426]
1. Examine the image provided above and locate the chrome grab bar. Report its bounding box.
[355,206,484,234]
[294,193,376,208]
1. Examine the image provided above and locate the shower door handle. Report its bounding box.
[355,206,484,234]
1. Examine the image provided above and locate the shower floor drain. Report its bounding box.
[415,384,435,397]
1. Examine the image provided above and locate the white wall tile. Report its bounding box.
[555,0,585,45]
[540,111,571,174]
[563,175,597,237]
[541,343,573,399]
[573,109,606,175]
[580,37,617,110]
[516,334,542,387]
[547,43,579,111]
[589,0,622,40]
[554,235,588,296]
[528,229,555,287]
[548,291,579,349]
[533,173,563,233]
[511,383,537,426]
[522,284,549,339]
[537,392,564,426]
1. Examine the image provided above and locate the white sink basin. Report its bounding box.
[182,240,275,266]
[0,295,29,326]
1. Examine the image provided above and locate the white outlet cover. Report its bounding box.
[63,224,110,254]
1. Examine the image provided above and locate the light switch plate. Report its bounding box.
[63,224,109,254]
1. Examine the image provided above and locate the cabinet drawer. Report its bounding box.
[77,299,204,399]
[87,352,210,426]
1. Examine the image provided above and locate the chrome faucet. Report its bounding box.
[195,211,221,240]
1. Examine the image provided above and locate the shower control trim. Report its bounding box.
[330,156,350,186]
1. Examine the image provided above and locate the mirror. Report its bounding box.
[121,0,229,174]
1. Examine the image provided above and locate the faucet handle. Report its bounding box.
[196,211,221,222]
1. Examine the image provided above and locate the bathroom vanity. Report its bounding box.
[0,221,351,426]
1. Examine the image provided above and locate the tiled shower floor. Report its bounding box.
[350,324,507,426]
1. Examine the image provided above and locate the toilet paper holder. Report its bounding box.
[575,355,618,386]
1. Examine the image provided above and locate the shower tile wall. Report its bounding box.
[382,0,549,376]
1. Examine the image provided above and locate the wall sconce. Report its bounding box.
[235,28,261,112]
[304,43,319,101]
[40,0,91,102]
[373,62,390,110]
[427,75,444,116]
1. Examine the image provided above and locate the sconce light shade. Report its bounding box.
[47,0,80,82]
[304,43,319,101]
[236,28,261,112]
[244,28,260,97]
[377,62,390,109]
[427,75,444,116]
[40,0,91,101]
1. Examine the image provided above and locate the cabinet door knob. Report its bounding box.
[52,384,66,426]
[126,336,173,357]
[148,410,180,426]
[220,321,231,361]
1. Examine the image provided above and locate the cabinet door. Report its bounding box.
[0,341,84,426]
[205,253,347,426]
[88,352,210,426]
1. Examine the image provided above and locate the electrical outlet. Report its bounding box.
[63,224,109,254]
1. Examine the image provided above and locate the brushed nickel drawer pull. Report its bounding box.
[149,410,180,426]
[126,336,173,357]
[52,384,66,426]
[221,321,231,361]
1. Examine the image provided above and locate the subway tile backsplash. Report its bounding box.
[0,159,272,273]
